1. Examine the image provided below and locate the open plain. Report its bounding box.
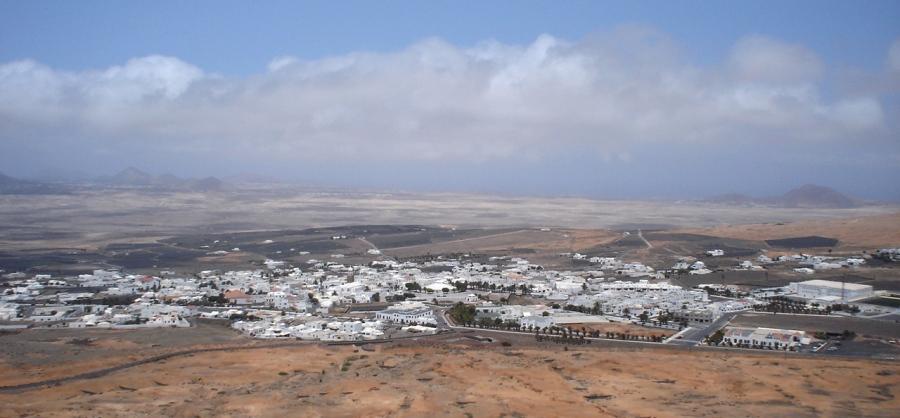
[2,189,900,417]
[2,188,896,251]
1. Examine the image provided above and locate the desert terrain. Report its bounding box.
[678,212,900,250]
[2,189,900,417]
[1,326,898,418]
[1,188,896,251]
[3,189,900,292]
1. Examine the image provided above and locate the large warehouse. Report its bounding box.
[789,279,873,301]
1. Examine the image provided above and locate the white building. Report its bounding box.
[265,291,290,309]
[147,312,190,328]
[672,261,691,270]
[789,279,873,301]
[375,307,436,325]
[722,326,808,350]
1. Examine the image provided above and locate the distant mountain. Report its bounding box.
[0,172,27,186]
[0,172,22,185]
[96,168,227,192]
[777,184,857,208]
[108,167,155,186]
[0,172,69,194]
[706,184,860,208]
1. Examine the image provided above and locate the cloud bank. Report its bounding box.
[1,27,898,201]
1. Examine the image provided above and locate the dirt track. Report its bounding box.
[0,341,317,393]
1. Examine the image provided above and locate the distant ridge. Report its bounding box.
[707,184,860,208]
[0,172,24,185]
[108,167,154,186]
[0,172,69,194]
[96,167,228,192]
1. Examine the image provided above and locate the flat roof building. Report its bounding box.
[722,326,807,350]
[789,279,873,302]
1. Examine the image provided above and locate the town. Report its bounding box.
[3,241,898,355]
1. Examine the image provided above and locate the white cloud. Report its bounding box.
[728,35,823,83]
[89,55,203,102]
[889,39,900,72]
[0,31,891,163]
[831,97,884,131]
[267,56,298,72]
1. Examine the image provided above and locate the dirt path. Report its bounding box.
[0,329,460,394]
[0,341,315,393]
[356,237,379,250]
[637,229,653,249]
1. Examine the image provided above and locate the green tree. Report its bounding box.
[708,329,725,345]
[447,302,476,325]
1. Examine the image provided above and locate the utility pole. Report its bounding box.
[841,276,846,304]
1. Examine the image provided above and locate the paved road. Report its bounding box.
[858,309,900,319]
[433,306,452,331]
[667,312,740,347]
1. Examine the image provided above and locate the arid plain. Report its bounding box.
[1,325,899,418]
[1,187,896,250]
[2,188,899,417]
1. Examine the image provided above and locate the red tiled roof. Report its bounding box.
[224,290,250,299]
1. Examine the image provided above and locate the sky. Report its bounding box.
[1,1,899,200]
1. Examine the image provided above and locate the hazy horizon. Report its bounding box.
[4,165,898,204]
[2,1,899,200]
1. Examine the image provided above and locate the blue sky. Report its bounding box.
[3,1,899,74]
[1,1,899,199]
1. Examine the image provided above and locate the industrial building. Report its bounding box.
[788,279,873,302]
